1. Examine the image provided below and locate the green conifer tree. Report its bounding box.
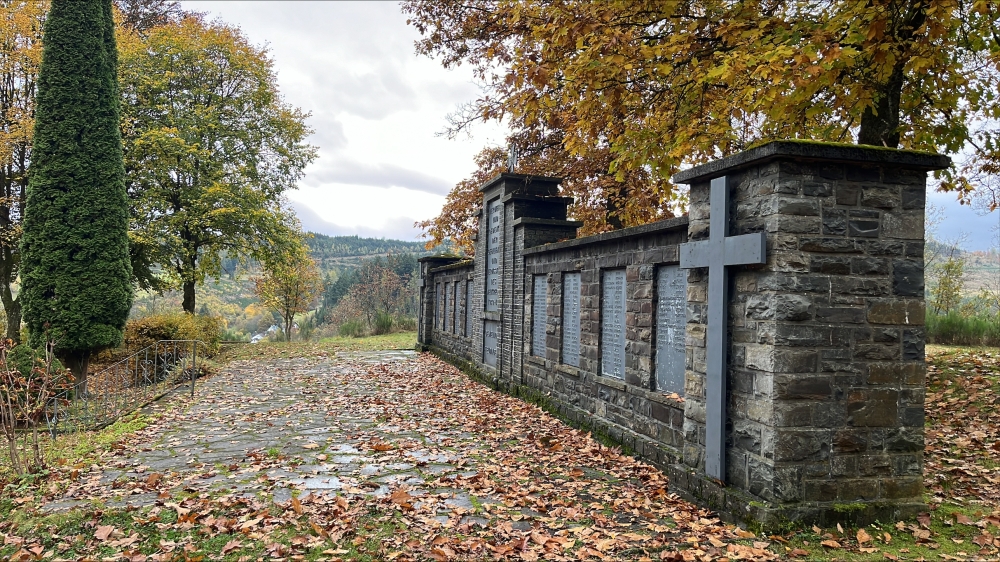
[20,0,132,393]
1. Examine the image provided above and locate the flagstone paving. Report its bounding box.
[37,350,772,560]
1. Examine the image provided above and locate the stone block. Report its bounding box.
[892,260,923,297]
[883,211,924,240]
[776,197,821,216]
[774,430,828,462]
[811,256,851,275]
[777,375,832,399]
[799,237,864,253]
[867,300,924,325]
[861,188,898,209]
[880,477,922,499]
[847,389,898,427]
[836,184,860,206]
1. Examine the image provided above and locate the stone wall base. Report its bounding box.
[419,344,927,531]
[667,465,927,531]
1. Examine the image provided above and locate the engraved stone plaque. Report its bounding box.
[601,269,626,379]
[465,280,473,337]
[444,282,451,332]
[485,199,503,312]
[562,272,581,367]
[532,275,547,357]
[656,265,687,394]
[435,284,442,329]
[483,320,499,367]
[452,282,459,334]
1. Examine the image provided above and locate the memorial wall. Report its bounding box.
[418,141,949,527]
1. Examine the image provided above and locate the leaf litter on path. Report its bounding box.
[3,350,777,560]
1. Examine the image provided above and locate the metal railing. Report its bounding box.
[45,340,205,436]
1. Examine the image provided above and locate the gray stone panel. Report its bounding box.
[465,280,473,337]
[562,272,581,367]
[656,265,686,394]
[444,282,452,333]
[601,269,626,379]
[532,275,547,357]
[486,198,503,312]
[483,320,499,368]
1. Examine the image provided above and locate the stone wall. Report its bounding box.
[417,141,949,527]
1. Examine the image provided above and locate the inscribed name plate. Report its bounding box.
[452,283,459,334]
[444,282,451,332]
[483,320,499,367]
[485,199,503,312]
[532,275,547,357]
[655,265,687,393]
[562,273,581,367]
[435,284,442,329]
[601,269,626,379]
[465,280,473,337]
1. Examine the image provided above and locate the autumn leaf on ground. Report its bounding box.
[95,525,115,541]
[821,540,841,548]
[221,539,241,555]
[857,528,872,544]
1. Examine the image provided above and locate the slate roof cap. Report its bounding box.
[672,140,952,184]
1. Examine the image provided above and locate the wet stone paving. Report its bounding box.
[39,349,767,560]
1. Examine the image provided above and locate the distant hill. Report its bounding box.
[305,233,450,271]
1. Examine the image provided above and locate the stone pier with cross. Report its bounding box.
[418,140,950,527]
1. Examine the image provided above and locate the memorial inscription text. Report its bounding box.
[562,273,581,367]
[532,275,547,357]
[655,265,686,393]
[601,270,626,379]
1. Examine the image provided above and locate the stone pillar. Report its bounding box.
[475,173,579,386]
[416,255,464,349]
[671,141,949,526]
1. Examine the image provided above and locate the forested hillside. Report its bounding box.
[130,233,444,339]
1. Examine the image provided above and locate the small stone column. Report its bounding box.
[671,141,949,526]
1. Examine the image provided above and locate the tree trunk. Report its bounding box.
[60,350,91,398]
[1,294,19,344]
[182,280,196,314]
[857,62,905,148]
[284,312,293,342]
[856,0,929,149]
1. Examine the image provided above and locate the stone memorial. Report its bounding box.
[601,269,626,379]
[418,142,949,527]
[532,275,547,356]
[561,272,581,367]
[655,265,686,394]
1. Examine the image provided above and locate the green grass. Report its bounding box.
[219,331,417,361]
[927,311,1000,346]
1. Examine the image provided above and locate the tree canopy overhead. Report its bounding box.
[119,15,316,313]
[405,0,1000,245]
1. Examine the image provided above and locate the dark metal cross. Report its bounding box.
[680,176,766,481]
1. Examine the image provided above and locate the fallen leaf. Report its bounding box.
[820,540,841,548]
[221,539,241,555]
[857,528,872,544]
[95,525,114,541]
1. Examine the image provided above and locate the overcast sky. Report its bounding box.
[179,1,505,242]
[180,1,997,252]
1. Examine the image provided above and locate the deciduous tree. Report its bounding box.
[118,15,316,313]
[405,0,1000,242]
[253,247,322,342]
[20,0,132,391]
[0,0,46,343]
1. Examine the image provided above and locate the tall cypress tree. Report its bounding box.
[20,0,132,393]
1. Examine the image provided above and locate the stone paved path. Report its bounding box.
[41,350,771,560]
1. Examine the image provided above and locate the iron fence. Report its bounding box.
[45,340,205,436]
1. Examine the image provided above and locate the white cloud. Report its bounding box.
[180,0,507,240]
